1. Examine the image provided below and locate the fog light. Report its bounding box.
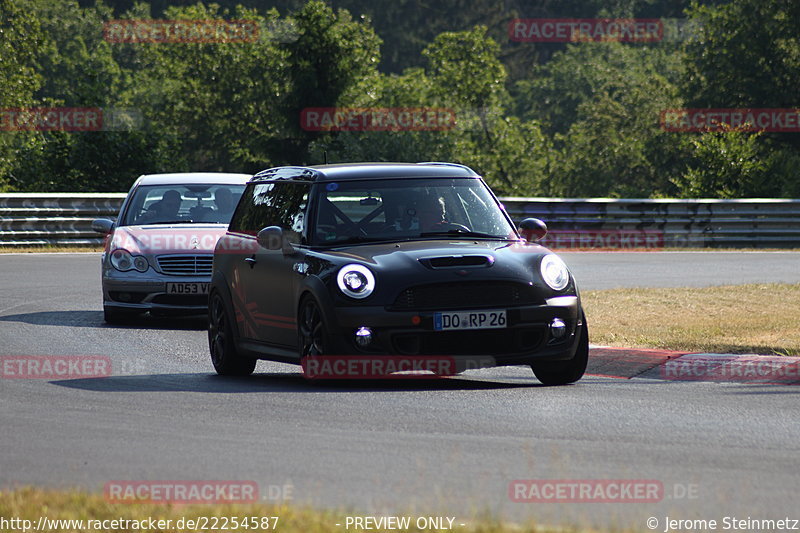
[355,327,372,347]
[549,318,567,339]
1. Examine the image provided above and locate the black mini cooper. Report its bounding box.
[208,162,588,385]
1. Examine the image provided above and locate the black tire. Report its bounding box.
[531,312,589,385]
[208,292,256,376]
[103,307,139,324]
[297,297,328,357]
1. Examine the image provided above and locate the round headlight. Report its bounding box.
[133,255,149,273]
[336,264,375,299]
[540,254,570,291]
[110,249,134,271]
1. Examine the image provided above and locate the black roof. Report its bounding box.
[251,162,479,183]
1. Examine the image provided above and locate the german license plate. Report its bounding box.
[165,282,209,295]
[433,310,507,331]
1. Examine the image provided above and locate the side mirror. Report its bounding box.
[256,226,294,254]
[91,218,114,234]
[518,217,547,243]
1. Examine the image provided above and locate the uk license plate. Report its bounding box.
[165,282,209,295]
[433,310,507,331]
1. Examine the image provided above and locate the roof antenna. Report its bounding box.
[323,151,328,165]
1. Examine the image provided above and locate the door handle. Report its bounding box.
[244,256,257,268]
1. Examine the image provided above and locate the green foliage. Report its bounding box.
[672,130,800,198]
[9,130,183,192]
[673,0,800,196]
[517,42,686,197]
[683,0,800,109]
[421,27,552,195]
[125,3,290,172]
[2,0,799,199]
[30,0,121,107]
[0,0,45,189]
[310,26,551,196]
[4,0,184,192]
[281,0,382,162]
[674,130,769,198]
[0,0,44,108]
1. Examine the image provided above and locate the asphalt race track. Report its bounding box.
[2,252,800,530]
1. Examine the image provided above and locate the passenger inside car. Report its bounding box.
[213,187,236,222]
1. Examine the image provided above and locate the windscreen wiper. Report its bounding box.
[419,229,507,239]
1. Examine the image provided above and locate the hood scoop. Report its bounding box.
[419,255,494,269]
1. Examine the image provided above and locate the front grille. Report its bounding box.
[156,255,213,276]
[389,281,541,310]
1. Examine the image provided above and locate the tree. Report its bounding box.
[281,0,382,164]
[675,0,800,198]
[423,26,552,195]
[0,0,45,189]
[6,0,185,191]
[683,0,800,111]
[515,41,686,197]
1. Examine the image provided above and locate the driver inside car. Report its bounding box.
[416,192,448,231]
[141,189,182,222]
[385,190,446,232]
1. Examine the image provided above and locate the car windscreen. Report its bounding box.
[120,184,246,226]
[312,178,517,245]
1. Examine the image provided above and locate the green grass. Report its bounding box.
[0,488,610,533]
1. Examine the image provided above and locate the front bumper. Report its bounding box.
[102,270,211,314]
[326,295,582,365]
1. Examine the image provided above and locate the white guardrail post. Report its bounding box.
[1,193,799,248]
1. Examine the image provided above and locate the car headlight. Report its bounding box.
[110,249,149,272]
[336,264,375,299]
[540,254,570,291]
[133,255,149,272]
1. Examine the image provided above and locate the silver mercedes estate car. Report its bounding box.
[93,172,250,323]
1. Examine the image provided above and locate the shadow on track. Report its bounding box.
[0,310,206,330]
[49,371,547,393]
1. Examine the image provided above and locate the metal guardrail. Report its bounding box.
[0,193,126,245]
[501,197,800,248]
[1,193,800,248]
